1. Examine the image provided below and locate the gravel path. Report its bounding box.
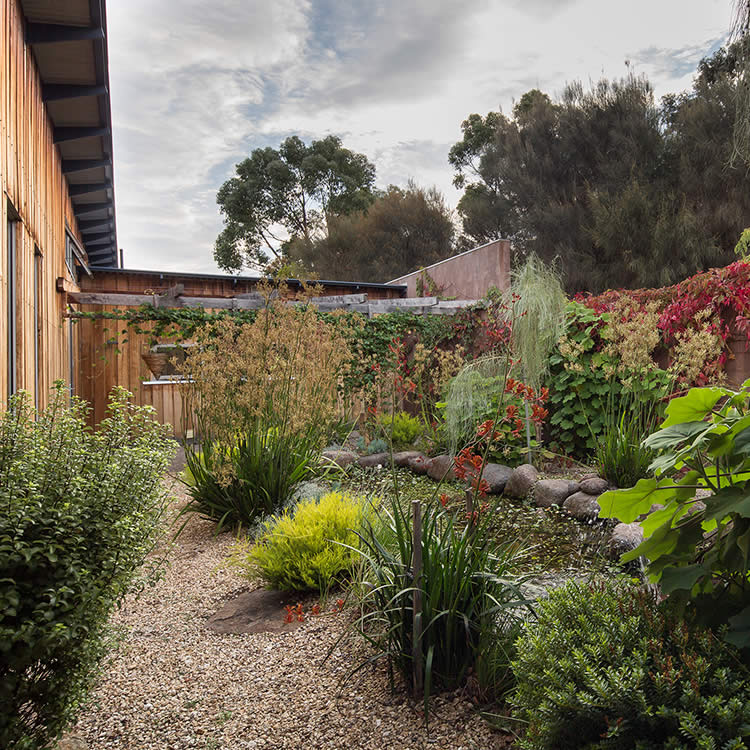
[70,479,511,750]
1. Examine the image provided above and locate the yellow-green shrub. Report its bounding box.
[231,491,369,592]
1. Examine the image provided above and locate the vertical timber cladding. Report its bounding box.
[0,0,87,408]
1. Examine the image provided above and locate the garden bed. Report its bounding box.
[68,479,512,750]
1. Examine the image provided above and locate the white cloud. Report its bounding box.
[106,0,733,273]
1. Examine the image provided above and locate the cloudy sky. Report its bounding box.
[106,0,732,275]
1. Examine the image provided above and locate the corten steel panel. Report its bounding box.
[389,239,511,300]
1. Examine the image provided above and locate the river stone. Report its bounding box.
[357,452,389,468]
[427,454,456,482]
[567,480,581,495]
[464,463,513,495]
[321,449,357,468]
[534,478,574,508]
[406,454,430,475]
[393,450,423,467]
[607,522,644,559]
[563,491,601,520]
[580,477,609,495]
[504,464,538,499]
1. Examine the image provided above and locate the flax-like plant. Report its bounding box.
[349,495,529,704]
[594,387,663,488]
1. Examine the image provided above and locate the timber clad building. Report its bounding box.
[1,0,488,434]
[1,0,118,408]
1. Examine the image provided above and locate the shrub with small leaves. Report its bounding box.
[230,491,370,593]
[376,411,424,450]
[0,384,174,749]
[512,580,750,750]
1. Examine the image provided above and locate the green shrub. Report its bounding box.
[366,437,389,455]
[183,428,321,529]
[599,381,750,647]
[377,411,424,450]
[512,581,750,750]
[354,496,527,702]
[547,301,670,459]
[0,385,174,749]
[231,491,369,592]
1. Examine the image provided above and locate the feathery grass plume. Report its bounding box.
[442,355,512,454]
[505,253,567,390]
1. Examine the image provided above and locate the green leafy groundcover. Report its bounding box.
[0,385,174,749]
[599,379,750,647]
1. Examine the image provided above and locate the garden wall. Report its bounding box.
[388,239,510,300]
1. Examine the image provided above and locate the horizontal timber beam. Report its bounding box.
[54,126,110,144]
[43,83,107,102]
[73,202,111,218]
[83,234,114,246]
[26,23,104,44]
[65,291,479,315]
[78,219,113,234]
[69,181,112,197]
[62,158,111,175]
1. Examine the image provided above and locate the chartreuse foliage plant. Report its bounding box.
[599,380,750,647]
[230,491,369,593]
[376,411,424,450]
[0,384,174,750]
[512,580,750,750]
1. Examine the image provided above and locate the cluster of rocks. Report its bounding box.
[321,448,644,559]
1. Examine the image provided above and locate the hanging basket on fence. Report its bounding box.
[142,351,169,379]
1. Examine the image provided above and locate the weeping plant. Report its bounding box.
[505,253,567,461]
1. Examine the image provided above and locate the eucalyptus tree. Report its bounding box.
[214,135,376,272]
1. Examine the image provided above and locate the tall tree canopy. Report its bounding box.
[214,135,376,272]
[288,182,455,282]
[450,46,750,293]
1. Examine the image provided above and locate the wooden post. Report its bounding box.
[465,489,475,529]
[411,499,423,695]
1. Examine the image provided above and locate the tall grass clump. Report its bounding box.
[0,385,174,749]
[181,286,350,527]
[594,386,662,487]
[351,495,528,704]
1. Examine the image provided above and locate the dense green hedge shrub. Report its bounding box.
[0,385,174,749]
[231,491,369,592]
[512,581,750,749]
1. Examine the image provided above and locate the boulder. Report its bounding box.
[607,522,644,559]
[504,464,538,499]
[393,450,423,467]
[427,454,456,482]
[563,491,601,521]
[464,463,513,495]
[580,477,609,495]
[357,452,389,468]
[567,480,581,495]
[321,449,357,469]
[534,479,574,508]
[406,454,430,475]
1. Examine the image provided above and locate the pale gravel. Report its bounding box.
[70,478,510,750]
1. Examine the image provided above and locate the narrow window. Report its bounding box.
[65,232,78,279]
[7,207,18,398]
[34,247,43,409]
